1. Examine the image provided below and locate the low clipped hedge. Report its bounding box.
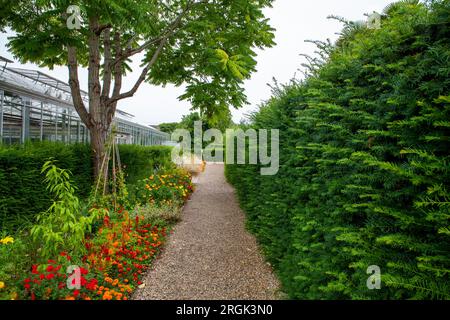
[0,142,172,231]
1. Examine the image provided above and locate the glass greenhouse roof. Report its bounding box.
[0,58,167,135]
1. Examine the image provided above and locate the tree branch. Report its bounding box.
[101,28,112,99]
[94,23,112,36]
[107,1,203,105]
[67,46,92,127]
[108,36,167,105]
[113,0,201,64]
[106,31,123,124]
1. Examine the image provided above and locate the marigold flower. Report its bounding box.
[102,292,113,300]
[0,281,5,289]
[0,236,14,245]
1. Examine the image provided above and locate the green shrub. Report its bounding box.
[0,142,91,231]
[131,203,182,227]
[134,167,194,206]
[31,161,106,260]
[226,0,450,299]
[118,145,173,186]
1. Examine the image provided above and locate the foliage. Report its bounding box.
[137,168,194,207]
[1,148,190,300]
[131,203,182,228]
[226,0,450,300]
[31,161,106,260]
[0,143,173,231]
[0,1,275,174]
[0,142,91,231]
[0,233,34,300]
[158,122,179,135]
[118,145,173,187]
[82,212,166,300]
[21,211,167,300]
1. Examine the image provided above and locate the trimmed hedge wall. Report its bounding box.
[0,142,172,230]
[226,1,449,299]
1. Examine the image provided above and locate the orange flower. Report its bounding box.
[102,292,113,300]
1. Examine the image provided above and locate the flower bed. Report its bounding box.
[139,168,194,206]
[0,166,194,300]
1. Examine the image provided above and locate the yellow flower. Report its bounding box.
[0,236,14,245]
[0,281,5,289]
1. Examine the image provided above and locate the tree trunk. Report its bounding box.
[90,122,109,181]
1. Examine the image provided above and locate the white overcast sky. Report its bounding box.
[0,0,393,126]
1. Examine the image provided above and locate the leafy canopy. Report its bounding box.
[0,0,275,117]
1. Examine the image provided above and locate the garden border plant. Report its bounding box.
[0,151,194,300]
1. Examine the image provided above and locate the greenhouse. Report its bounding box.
[0,57,169,146]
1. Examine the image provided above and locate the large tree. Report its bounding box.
[0,0,275,178]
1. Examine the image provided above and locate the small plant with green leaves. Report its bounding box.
[131,202,182,227]
[31,160,107,260]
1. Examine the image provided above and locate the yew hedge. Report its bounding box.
[0,142,172,231]
[226,0,449,299]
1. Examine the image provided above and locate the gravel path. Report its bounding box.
[133,163,281,300]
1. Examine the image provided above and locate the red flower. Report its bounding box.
[85,279,98,290]
[39,274,45,280]
[80,267,88,275]
[46,273,55,280]
[47,259,57,264]
[24,283,31,290]
[46,265,54,272]
[73,290,80,298]
[58,282,65,289]
[31,292,36,300]
[31,265,39,274]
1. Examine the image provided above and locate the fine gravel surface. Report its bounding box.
[133,163,281,300]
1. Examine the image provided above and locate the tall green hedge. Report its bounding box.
[0,142,172,230]
[226,0,449,299]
